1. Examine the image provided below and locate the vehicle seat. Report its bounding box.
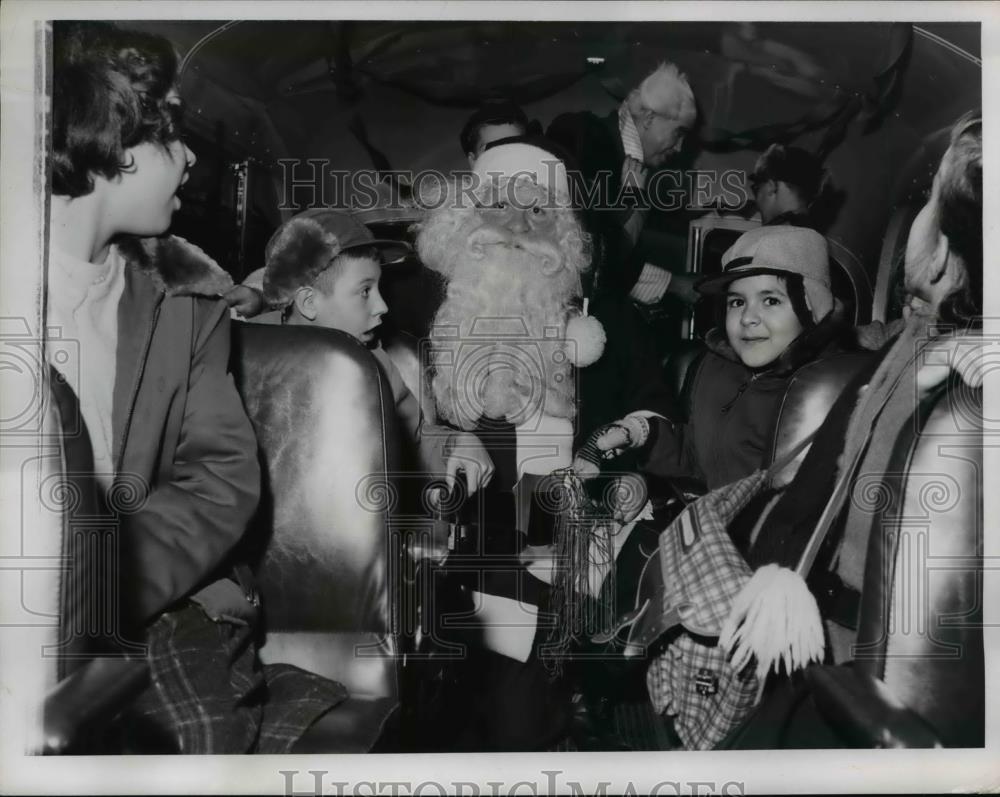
[660,338,706,424]
[805,377,983,747]
[39,324,409,754]
[768,352,874,487]
[230,322,405,753]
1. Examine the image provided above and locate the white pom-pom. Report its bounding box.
[718,564,824,680]
[565,314,606,367]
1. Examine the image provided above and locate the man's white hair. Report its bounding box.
[627,62,695,120]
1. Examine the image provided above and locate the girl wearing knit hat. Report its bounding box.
[585,224,864,495]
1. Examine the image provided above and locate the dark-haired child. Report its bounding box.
[46,20,343,753]
[598,224,857,493]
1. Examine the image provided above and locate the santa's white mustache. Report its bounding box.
[465,224,565,275]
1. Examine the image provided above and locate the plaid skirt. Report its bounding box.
[120,603,347,754]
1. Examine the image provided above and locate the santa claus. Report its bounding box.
[417,143,607,482]
[414,143,650,752]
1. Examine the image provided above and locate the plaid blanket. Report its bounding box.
[646,470,765,750]
[121,603,347,754]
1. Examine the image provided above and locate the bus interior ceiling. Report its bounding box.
[127,19,981,316]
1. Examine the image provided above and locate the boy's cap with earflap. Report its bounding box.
[263,208,411,307]
[697,225,833,321]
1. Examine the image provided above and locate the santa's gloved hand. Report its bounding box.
[443,431,495,497]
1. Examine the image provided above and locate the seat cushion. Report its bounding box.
[258,631,397,701]
[291,697,398,753]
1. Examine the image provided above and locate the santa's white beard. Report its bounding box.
[428,230,580,431]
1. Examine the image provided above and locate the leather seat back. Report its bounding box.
[768,352,873,487]
[851,380,983,746]
[660,338,707,424]
[231,322,402,703]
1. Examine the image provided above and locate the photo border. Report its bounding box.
[1,1,997,793]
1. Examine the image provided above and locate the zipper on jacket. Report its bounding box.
[720,372,763,413]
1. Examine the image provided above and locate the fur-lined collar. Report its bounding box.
[704,299,854,377]
[115,235,234,298]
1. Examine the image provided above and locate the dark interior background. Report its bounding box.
[124,19,981,330]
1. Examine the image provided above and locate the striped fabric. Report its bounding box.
[645,470,766,750]
[617,103,645,162]
[629,264,673,305]
[618,104,673,305]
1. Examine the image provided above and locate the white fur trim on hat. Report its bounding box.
[473,143,571,206]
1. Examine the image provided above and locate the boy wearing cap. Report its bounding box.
[264,209,494,496]
[595,224,858,492]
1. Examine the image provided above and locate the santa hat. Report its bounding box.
[472,143,571,207]
[697,225,834,322]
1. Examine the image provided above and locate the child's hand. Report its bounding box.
[573,417,649,477]
[224,285,264,318]
[444,432,495,497]
[594,415,650,458]
[594,424,632,458]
